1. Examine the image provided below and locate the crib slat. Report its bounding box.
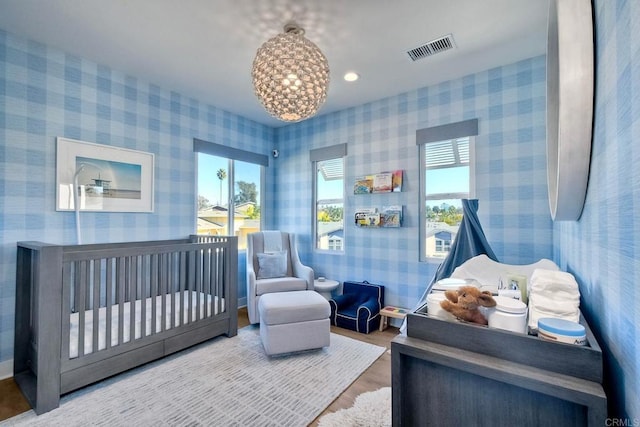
[175,252,181,325]
[76,261,86,357]
[189,250,196,322]
[151,253,158,335]
[181,251,187,325]
[216,247,223,315]
[129,256,136,345]
[212,249,217,315]
[168,252,172,328]
[160,253,166,332]
[203,248,210,318]
[179,251,185,326]
[92,259,100,355]
[117,257,125,345]
[166,252,171,330]
[141,255,147,339]
[170,252,176,329]
[105,258,112,350]
[196,248,202,322]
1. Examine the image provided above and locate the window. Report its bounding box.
[311,144,347,252]
[328,235,343,251]
[194,139,267,250]
[435,234,452,253]
[418,120,477,261]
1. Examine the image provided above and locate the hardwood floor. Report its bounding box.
[309,323,396,426]
[0,377,31,421]
[0,307,397,425]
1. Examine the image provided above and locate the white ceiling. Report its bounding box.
[0,0,550,127]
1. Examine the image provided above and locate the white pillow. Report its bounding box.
[257,251,288,279]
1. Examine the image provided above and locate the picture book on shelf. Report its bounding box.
[372,172,393,193]
[381,205,402,227]
[355,208,380,227]
[355,206,402,228]
[354,170,403,194]
[392,170,403,192]
[354,176,373,194]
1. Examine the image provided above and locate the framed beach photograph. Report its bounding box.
[56,137,155,212]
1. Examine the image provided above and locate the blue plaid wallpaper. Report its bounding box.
[554,0,639,419]
[0,30,274,364]
[1,0,637,418]
[275,55,552,314]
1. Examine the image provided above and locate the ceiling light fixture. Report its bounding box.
[344,72,359,82]
[251,22,330,123]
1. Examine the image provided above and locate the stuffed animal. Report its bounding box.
[440,286,496,325]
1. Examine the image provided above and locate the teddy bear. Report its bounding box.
[439,286,497,325]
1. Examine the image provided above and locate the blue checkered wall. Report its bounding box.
[554,0,639,419]
[2,1,637,418]
[0,30,274,362]
[274,55,552,313]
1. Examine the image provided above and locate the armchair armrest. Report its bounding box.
[329,294,356,309]
[357,296,381,319]
[289,234,314,289]
[245,259,258,320]
[293,261,314,290]
[246,261,257,291]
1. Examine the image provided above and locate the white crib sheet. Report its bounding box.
[68,291,225,359]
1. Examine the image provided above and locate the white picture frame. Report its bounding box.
[56,137,155,212]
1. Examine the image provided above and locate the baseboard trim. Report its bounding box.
[0,359,13,380]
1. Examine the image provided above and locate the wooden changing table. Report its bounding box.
[392,306,607,426]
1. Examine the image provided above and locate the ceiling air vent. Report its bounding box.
[407,34,455,61]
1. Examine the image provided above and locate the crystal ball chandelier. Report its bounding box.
[252,22,330,123]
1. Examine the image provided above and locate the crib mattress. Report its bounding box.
[69,291,224,358]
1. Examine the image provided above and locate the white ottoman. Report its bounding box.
[258,290,331,356]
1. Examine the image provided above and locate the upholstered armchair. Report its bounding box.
[246,231,314,324]
[329,281,385,334]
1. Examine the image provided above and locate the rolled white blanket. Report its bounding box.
[528,269,581,332]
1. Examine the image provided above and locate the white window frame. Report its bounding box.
[311,144,347,254]
[417,120,478,262]
[194,138,268,247]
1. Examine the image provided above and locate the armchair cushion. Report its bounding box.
[257,251,288,279]
[256,277,308,295]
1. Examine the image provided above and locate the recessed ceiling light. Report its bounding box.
[344,72,359,82]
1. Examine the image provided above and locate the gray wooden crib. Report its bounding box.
[14,235,238,415]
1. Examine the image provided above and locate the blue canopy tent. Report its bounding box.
[401,199,497,333]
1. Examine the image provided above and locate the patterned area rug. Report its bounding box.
[2,327,385,427]
[318,387,391,427]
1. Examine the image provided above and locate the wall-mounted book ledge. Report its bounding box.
[355,206,403,228]
[354,170,403,194]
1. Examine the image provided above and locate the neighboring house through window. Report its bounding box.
[194,138,267,250]
[418,120,477,262]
